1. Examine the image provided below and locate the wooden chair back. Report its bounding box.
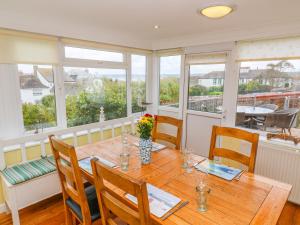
[49,135,91,223]
[91,158,151,225]
[152,115,183,150]
[209,126,259,173]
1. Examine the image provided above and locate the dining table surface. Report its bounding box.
[75,136,292,225]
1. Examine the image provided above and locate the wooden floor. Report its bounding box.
[0,195,299,225]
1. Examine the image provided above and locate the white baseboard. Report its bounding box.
[0,203,7,213]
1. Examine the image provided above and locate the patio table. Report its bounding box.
[237,105,275,116]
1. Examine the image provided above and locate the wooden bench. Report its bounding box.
[0,157,61,225]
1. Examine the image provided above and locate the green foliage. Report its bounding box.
[23,78,146,130]
[238,81,272,94]
[66,78,127,127]
[22,95,56,130]
[208,86,223,93]
[159,77,179,106]
[189,85,208,96]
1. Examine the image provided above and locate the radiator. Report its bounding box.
[255,141,300,204]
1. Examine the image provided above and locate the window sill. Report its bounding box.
[158,106,180,113]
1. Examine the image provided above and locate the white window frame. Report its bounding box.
[157,53,185,118]
[184,52,229,120]
[0,41,150,138]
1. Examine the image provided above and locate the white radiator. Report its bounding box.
[255,141,300,204]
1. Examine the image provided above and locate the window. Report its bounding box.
[131,55,146,113]
[159,55,181,108]
[188,64,225,113]
[65,46,123,62]
[19,64,57,131]
[235,60,300,135]
[64,67,127,127]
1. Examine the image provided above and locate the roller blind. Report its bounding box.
[61,38,152,55]
[185,53,227,64]
[0,29,59,64]
[236,36,300,62]
[155,48,184,56]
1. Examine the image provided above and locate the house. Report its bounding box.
[193,67,295,89]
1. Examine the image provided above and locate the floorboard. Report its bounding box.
[0,195,299,224]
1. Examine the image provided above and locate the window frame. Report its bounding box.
[2,42,149,137]
[158,53,184,113]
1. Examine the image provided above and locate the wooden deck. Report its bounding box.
[0,194,299,225]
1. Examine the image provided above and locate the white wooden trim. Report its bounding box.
[126,53,132,116]
[186,110,223,119]
[20,144,27,163]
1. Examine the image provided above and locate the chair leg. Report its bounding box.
[65,207,73,225]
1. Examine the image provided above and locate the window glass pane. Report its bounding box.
[188,64,225,113]
[65,46,123,62]
[159,55,181,107]
[236,60,300,135]
[64,67,127,127]
[19,64,57,131]
[131,55,146,113]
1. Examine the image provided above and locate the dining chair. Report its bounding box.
[209,126,259,173]
[49,135,101,225]
[152,115,183,150]
[91,158,151,225]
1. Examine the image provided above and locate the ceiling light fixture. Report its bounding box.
[200,5,234,19]
[154,25,160,29]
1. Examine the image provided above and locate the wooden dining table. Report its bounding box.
[75,136,292,225]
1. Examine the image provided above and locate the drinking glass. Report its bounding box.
[121,130,129,145]
[196,182,209,212]
[182,148,193,173]
[120,152,130,171]
[196,166,210,212]
[181,148,190,169]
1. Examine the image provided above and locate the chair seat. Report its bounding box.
[1,158,56,185]
[66,185,100,222]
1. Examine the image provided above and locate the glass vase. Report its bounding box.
[139,138,152,164]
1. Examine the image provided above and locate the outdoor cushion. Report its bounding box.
[66,185,100,222]
[1,158,57,185]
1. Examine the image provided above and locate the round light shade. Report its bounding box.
[200,5,233,19]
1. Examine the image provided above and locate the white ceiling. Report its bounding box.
[1,0,300,49]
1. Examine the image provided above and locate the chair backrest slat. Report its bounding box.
[209,126,259,173]
[152,115,183,150]
[91,159,151,225]
[49,135,92,223]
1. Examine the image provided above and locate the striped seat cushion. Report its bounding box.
[1,158,57,185]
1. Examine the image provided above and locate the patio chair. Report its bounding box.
[261,108,299,134]
[254,104,279,124]
[235,112,251,127]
